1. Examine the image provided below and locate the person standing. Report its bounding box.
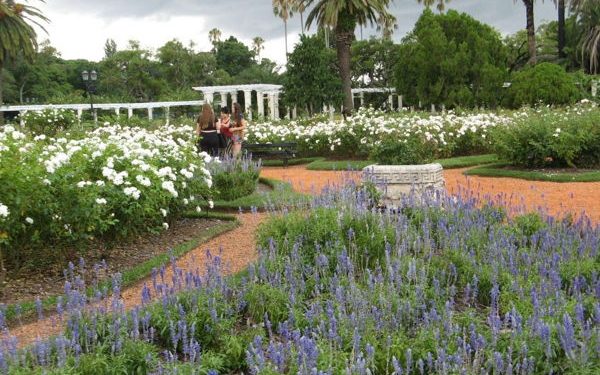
[196,104,219,156]
[230,103,247,157]
[217,106,233,157]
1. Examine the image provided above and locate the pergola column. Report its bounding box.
[273,92,280,119]
[76,109,83,123]
[220,92,228,108]
[257,91,264,118]
[243,90,252,120]
[292,106,297,120]
[165,107,170,125]
[360,92,365,107]
[398,95,403,111]
[388,94,394,110]
[127,107,133,119]
[115,108,120,116]
[204,92,214,104]
[148,107,154,120]
[230,91,238,107]
[268,93,276,120]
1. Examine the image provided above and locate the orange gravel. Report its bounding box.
[261,165,600,223]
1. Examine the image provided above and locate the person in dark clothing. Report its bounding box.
[196,103,220,156]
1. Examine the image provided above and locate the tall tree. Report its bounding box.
[0,0,48,124]
[570,0,600,73]
[292,0,306,34]
[299,0,394,115]
[208,28,222,47]
[273,0,294,61]
[418,0,450,12]
[104,38,117,58]
[517,0,539,64]
[557,0,567,58]
[252,36,265,61]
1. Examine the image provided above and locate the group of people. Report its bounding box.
[196,102,247,157]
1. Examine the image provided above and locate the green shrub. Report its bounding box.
[506,63,580,107]
[208,157,260,201]
[492,105,600,168]
[19,108,77,136]
[370,134,436,165]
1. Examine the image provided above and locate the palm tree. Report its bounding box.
[208,28,222,47]
[377,12,398,40]
[570,0,600,73]
[557,0,567,58]
[273,0,294,62]
[292,0,306,34]
[299,0,394,115]
[0,0,48,124]
[418,0,451,12]
[252,36,265,61]
[515,0,538,64]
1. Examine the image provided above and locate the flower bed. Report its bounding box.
[246,107,511,160]
[0,123,212,272]
[1,184,598,374]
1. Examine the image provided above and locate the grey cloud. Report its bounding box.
[52,0,560,46]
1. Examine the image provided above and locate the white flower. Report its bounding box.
[161,181,178,198]
[208,200,214,209]
[96,198,107,205]
[160,208,167,217]
[136,175,152,187]
[183,198,189,205]
[162,222,169,230]
[0,203,9,218]
[42,179,51,185]
[25,217,34,224]
[196,206,202,213]
[123,186,141,200]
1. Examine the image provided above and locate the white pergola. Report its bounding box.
[192,84,283,121]
[0,100,204,125]
[192,84,404,120]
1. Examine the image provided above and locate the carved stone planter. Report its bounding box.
[362,163,445,207]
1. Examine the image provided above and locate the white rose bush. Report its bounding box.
[0,123,213,270]
[246,107,512,160]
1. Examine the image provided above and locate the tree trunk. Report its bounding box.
[524,0,537,64]
[335,24,354,115]
[19,83,25,104]
[558,0,566,58]
[0,63,4,126]
[300,11,304,35]
[284,19,289,62]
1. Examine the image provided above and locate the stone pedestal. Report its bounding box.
[363,164,445,207]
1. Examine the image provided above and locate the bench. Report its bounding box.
[243,142,297,167]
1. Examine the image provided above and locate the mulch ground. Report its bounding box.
[10,165,600,347]
[2,217,224,305]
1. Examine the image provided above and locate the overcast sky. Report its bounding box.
[34,0,559,67]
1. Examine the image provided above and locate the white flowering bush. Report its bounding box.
[246,107,511,159]
[491,101,600,168]
[0,123,212,270]
[19,108,77,136]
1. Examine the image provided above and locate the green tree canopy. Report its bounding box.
[395,9,508,108]
[214,36,255,77]
[283,34,342,115]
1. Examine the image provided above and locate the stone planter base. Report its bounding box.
[362,163,445,207]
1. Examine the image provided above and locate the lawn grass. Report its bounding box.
[434,154,498,169]
[5,212,238,325]
[304,154,499,171]
[261,157,322,167]
[306,159,375,171]
[205,177,308,211]
[464,163,600,182]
